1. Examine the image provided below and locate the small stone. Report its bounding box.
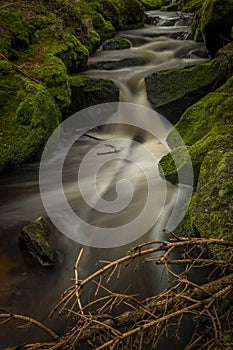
[18,217,58,267]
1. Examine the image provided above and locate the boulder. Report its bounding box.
[145,62,219,124]
[18,217,58,267]
[200,0,233,57]
[0,60,60,173]
[159,75,233,185]
[102,37,131,51]
[66,75,119,115]
[31,54,71,110]
[189,150,233,242]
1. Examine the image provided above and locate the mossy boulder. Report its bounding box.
[18,217,58,267]
[0,60,60,172]
[167,75,233,147]
[0,9,31,56]
[80,18,101,54]
[200,0,233,57]
[139,0,162,10]
[190,150,233,242]
[31,54,71,110]
[89,0,145,29]
[145,62,219,124]
[66,75,119,116]
[159,75,233,185]
[162,0,203,12]
[160,125,233,185]
[102,37,131,50]
[31,15,89,73]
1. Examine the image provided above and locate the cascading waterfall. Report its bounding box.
[0,10,210,348]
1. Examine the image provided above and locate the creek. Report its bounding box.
[0,10,210,348]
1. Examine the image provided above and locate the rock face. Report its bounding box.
[67,75,119,115]
[200,0,233,57]
[18,217,58,267]
[145,62,219,124]
[102,37,131,50]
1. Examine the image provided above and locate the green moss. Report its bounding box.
[0,66,60,172]
[139,0,162,10]
[168,75,233,148]
[31,54,71,109]
[32,16,89,73]
[190,150,233,241]
[0,9,31,55]
[162,0,202,12]
[160,125,233,185]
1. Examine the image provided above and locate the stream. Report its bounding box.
[0,11,210,349]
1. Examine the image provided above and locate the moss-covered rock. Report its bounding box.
[145,62,219,124]
[31,54,71,109]
[66,75,119,116]
[162,0,203,12]
[18,217,58,267]
[91,0,145,29]
[160,125,233,185]
[159,74,233,185]
[102,37,131,50]
[200,0,233,57]
[0,9,31,56]
[167,75,233,147]
[80,18,101,54]
[0,60,60,172]
[139,0,162,10]
[30,15,89,73]
[190,150,233,241]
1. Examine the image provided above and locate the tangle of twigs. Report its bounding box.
[2,234,233,350]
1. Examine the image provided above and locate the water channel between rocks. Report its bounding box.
[0,11,210,349]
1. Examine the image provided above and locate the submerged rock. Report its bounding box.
[145,62,219,124]
[66,75,119,115]
[102,37,131,50]
[18,217,58,267]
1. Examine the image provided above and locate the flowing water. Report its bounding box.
[0,11,210,348]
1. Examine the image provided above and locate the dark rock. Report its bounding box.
[87,55,149,70]
[145,62,219,124]
[145,10,193,27]
[66,75,119,116]
[18,217,57,267]
[200,0,233,57]
[102,37,131,51]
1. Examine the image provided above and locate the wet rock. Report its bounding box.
[66,75,119,115]
[145,10,193,26]
[145,62,218,124]
[88,56,149,70]
[102,37,131,51]
[18,217,57,267]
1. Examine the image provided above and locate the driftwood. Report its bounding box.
[2,234,233,350]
